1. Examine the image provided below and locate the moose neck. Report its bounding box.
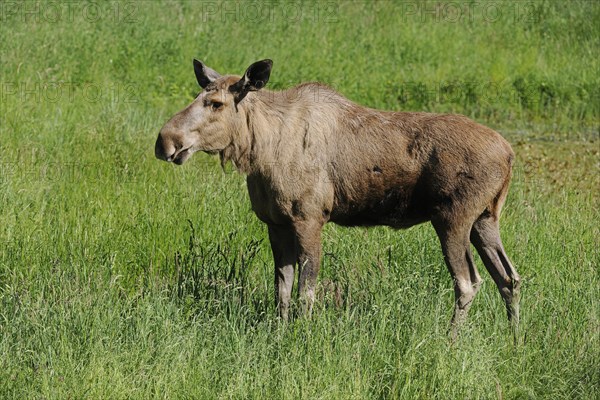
[223,89,299,176]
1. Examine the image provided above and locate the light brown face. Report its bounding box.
[155,59,273,165]
[155,76,241,165]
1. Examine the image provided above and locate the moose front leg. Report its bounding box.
[268,225,297,320]
[294,219,323,317]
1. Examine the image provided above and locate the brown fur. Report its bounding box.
[155,60,521,337]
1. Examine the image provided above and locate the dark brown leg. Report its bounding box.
[471,214,521,330]
[433,217,482,341]
[268,224,297,320]
[294,219,323,317]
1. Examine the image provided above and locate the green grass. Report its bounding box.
[1,1,599,398]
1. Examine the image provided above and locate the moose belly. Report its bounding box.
[329,185,430,229]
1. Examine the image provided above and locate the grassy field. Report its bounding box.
[1,1,599,398]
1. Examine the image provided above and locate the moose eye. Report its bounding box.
[211,101,224,110]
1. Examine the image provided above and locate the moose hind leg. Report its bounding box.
[471,214,521,328]
[433,218,483,340]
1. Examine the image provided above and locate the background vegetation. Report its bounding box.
[1,1,598,398]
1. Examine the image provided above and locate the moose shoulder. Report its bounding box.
[155,59,521,338]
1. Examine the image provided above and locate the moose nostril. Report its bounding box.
[155,135,176,161]
[162,149,177,162]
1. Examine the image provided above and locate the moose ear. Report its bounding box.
[193,59,221,89]
[229,59,273,103]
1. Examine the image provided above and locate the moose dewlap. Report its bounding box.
[155,59,521,338]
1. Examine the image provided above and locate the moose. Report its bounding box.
[155,59,521,337]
